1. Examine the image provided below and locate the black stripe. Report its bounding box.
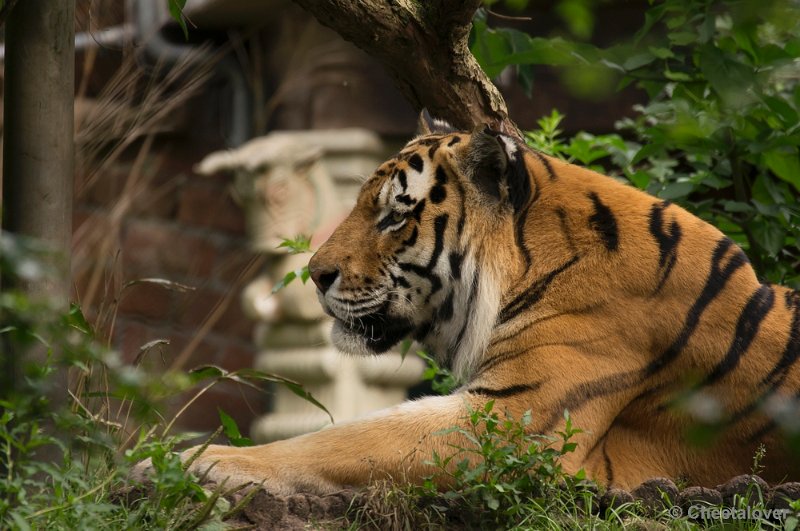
[645,238,747,376]
[408,154,424,173]
[530,150,556,180]
[727,290,800,427]
[395,194,414,205]
[450,274,478,361]
[748,422,774,443]
[435,165,448,184]
[475,347,528,377]
[397,169,408,190]
[389,272,411,289]
[427,214,449,269]
[507,148,532,214]
[588,192,619,252]
[455,180,467,238]
[543,371,639,432]
[700,284,775,386]
[448,251,463,280]
[555,207,578,254]
[649,202,682,294]
[414,320,434,342]
[498,256,579,324]
[515,202,533,270]
[428,144,439,158]
[438,291,455,321]
[447,136,461,146]
[402,226,418,247]
[411,198,426,221]
[430,185,447,203]
[603,439,614,485]
[399,262,442,294]
[467,382,542,399]
[761,291,800,387]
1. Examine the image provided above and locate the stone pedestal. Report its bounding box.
[196,129,424,443]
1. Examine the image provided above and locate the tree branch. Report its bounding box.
[291,0,521,139]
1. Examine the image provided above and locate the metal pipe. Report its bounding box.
[0,24,133,62]
[129,0,252,146]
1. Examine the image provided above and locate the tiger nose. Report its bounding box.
[310,266,339,295]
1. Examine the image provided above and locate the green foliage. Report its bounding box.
[416,350,459,395]
[609,0,800,286]
[419,402,588,527]
[477,0,800,286]
[167,0,189,40]
[0,230,327,529]
[524,109,632,173]
[272,235,313,293]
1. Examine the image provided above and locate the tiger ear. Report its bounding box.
[417,109,457,136]
[462,125,531,213]
[462,125,509,203]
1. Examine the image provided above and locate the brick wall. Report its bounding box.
[73,135,265,435]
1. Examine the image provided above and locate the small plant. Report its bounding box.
[419,401,586,528]
[416,350,459,396]
[272,235,313,293]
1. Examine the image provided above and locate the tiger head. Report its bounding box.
[308,118,532,378]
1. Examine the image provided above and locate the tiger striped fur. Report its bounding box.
[172,117,800,493]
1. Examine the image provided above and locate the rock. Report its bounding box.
[600,487,635,513]
[286,493,310,519]
[632,478,679,513]
[717,475,769,507]
[242,490,288,528]
[770,482,800,510]
[678,486,722,512]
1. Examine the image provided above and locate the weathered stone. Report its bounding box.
[678,486,722,511]
[632,478,678,513]
[717,474,769,507]
[242,490,288,528]
[770,482,800,510]
[286,493,311,519]
[600,487,635,513]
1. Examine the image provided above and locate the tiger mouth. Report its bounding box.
[333,312,413,353]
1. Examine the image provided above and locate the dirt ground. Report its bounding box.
[221,475,800,530]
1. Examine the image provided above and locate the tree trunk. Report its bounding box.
[1,0,75,395]
[291,0,520,139]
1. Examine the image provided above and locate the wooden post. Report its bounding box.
[1,0,75,396]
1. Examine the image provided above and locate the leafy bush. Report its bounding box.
[473,0,800,287]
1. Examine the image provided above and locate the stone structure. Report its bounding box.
[196,129,425,442]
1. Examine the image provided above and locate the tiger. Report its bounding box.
[158,114,800,494]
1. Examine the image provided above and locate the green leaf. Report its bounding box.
[66,303,94,337]
[218,408,253,447]
[750,219,786,256]
[697,44,757,106]
[277,235,313,255]
[658,181,695,200]
[167,0,189,40]
[272,270,297,293]
[764,149,800,192]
